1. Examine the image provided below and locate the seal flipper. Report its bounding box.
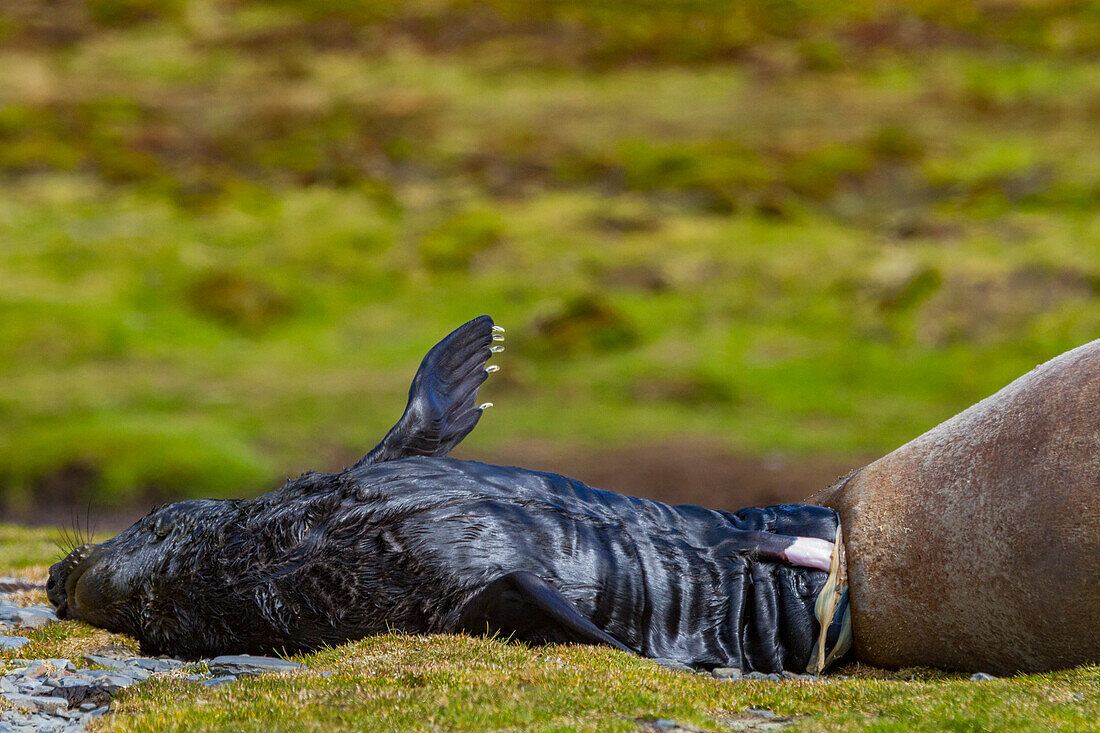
[457,571,634,653]
[718,530,834,572]
[355,315,502,468]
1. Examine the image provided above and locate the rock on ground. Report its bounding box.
[207,655,303,676]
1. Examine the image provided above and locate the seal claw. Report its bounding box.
[485,365,500,374]
[492,334,505,342]
[490,345,504,353]
[479,402,494,410]
[492,325,505,333]
[354,314,499,467]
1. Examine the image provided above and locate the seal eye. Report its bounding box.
[149,519,172,542]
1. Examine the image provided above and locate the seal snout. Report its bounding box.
[47,560,70,618]
[48,543,94,620]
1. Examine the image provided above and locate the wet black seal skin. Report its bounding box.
[48,316,838,672]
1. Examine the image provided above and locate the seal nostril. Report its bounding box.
[47,577,56,590]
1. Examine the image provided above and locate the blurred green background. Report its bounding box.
[1,0,1099,519]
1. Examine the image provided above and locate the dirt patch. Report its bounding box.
[14,443,870,531]
[470,441,869,512]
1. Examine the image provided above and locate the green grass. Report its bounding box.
[2,1,1100,509]
[2,526,1098,733]
[0,523,116,578]
[0,524,69,575]
[100,637,1100,733]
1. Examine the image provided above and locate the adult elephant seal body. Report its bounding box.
[811,339,1100,674]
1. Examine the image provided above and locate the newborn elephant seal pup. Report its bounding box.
[47,316,849,674]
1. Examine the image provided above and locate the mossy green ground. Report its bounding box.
[2,525,1098,732]
[3,1,1100,511]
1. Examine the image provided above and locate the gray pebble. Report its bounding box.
[1,692,68,713]
[21,662,51,678]
[711,667,742,681]
[0,607,54,629]
[744,671,783,681]
[199,675,237,687]
[18,615,52,630]
[82,655,132,671]
[0,678,15,693]
[0,636,30,651]
[23,606,57,618]
[649,658,694,673]
[970,672,998,681]
[44,659,74,671]
[59,677,95,688]
[77,703,98,712]
[207,655,301,676]
[131,658,185,673]
[121,666,151,681]
[747,708,777,718]
[102,674,136,687]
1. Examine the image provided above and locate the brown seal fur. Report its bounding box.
[810,340,1100,673]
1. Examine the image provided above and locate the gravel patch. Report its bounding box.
[1,577,305,732]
